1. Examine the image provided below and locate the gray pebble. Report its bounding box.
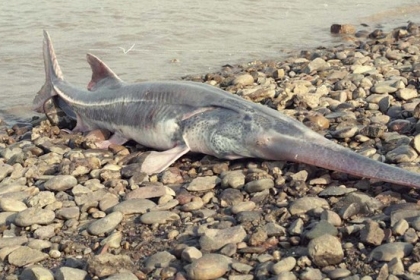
[181,246,203,262]
[300,268,323,280]
[307,234,344,266]
[200,225,247,251]
[55,267,88,280]
[20,265,54,280]
[187,176,220,191]
[144,251,176,271]
[112,198,156,215]
[88,211,123,235]
[221,170,245,189]
[305,220,338,239]
[369,242,413,261]
[103,272,138,280]
[0,198,27,212]
[8,246,48,267]
[272,256,296,274]
[231,201,256,214]
[14,208,55,227]
[44,175,78,191]
[327,268,351,279]
[187,253,229,280]
[244,178,274,193]
[140,211,180,224]
[56,207,80,220]
[289,197,329,215]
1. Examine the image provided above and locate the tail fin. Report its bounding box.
[86,53,123,91]
[33,30,64,113]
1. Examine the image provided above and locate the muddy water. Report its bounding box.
[0,0,419,123]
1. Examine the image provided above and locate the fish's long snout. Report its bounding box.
[33,31,64,113]
[255,131,420,189]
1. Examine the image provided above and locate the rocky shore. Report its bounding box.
[2,22,420,280]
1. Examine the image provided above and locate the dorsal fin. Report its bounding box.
[86,53,123,91]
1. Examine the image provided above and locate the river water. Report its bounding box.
[1,0,420,123]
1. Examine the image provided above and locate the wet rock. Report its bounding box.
[303,58,330,73]
[187,254,229,280]
[330,24,356,34]
[307,234,344,266]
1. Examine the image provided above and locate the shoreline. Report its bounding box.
[2,22,420,279]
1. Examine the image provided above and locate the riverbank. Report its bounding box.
[1,22,420,279]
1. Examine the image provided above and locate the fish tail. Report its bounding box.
[33,30,64,113]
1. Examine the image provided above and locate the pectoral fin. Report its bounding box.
[139,145,190,174]
[95,133,129,149]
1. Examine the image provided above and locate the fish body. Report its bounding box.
[34,31,420,188]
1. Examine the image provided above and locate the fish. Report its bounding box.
[33,30,420,188]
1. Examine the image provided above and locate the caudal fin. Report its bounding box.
[86,53,123,91]
[33,30,64,113]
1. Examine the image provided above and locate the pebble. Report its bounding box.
[369,242,413,261]
[360,221,385,246]
[0,198,27,212]
[220,170,245,188]
[271,256,296,274]
[231,201,256,214]
[124,184,175,199]
[112,198,156,215]
[144,251,176,272]
[307,234,344,266]
[187,176,221,191]
[55,267,87,280]
[87,253,135,278]
[232,74,254,86]
[327,268,351,279]
[20,265,54,280]
[289,197,329,215]
[103,271,138,280]
[200,226,247,251]
[8,246,48,267]
[14,208,55,226]
[305,220,338,239]
[187,254,229,279]
[140,211,180,224]
[43,175,78,191]
[88,211,123,235]
[244,178,274,193]
[181,246,203,262]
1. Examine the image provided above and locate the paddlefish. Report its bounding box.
[33,31,420,188]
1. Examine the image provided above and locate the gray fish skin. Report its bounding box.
[33,31,420,189]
